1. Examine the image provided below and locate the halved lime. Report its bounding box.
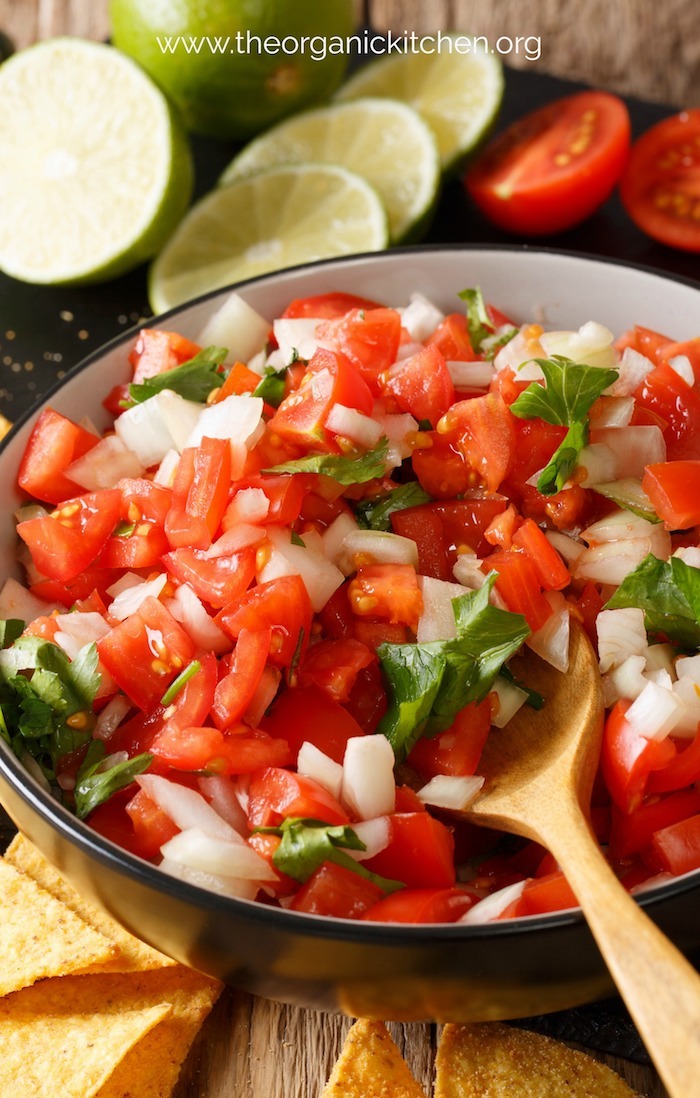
[220,98,440,243]
[0,38,193,286]
[149,163,389,314]
[336,37,504,171]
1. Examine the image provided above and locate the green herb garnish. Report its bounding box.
[128,346,227,404]
[265,437,389,486]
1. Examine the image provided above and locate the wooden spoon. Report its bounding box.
[464,619,700,1098]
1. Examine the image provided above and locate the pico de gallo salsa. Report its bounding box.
[3,285,700,925]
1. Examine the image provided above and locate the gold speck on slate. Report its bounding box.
[24,362,34,371]
[11,363,21,373]
[78,330,89,340]
[5,331,15,340]
[60,310,74,323]
[2,356,11,366]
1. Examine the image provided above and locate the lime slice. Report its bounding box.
[0,38,193,286]
[149,163,389,314]
[336,37,504,171]
[220,98,440,243]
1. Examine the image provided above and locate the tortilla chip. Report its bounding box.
[0,858,118,994]
[435,1023,642,1098]
[321,1019,428,1098]
[4,834,174,972]
[0,980,171,1098]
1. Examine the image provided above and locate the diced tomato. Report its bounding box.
[151,723,292,775]
[281,292,382,320]
[345,661,388,735]
[348,563,423,631]
[509,871,579,916]
[217,574,312,669]
[97,596,195,711]
[487,548,552,632]
[429,498,509,559]
[465,91,631,235]
[382,344,456,427]
[601,700,677,814]
[125,788,179,859]
[290,861,385,918]
[642,462,700,530]
[316,308,402,389]
[615,324,672,364]
[100,478,172,569]
[511,518,570,590]
[412,429,474,499]
[247,832,297,897]
[390,505,450,581]
[363,813,456,889]
[408,699,492,779]
[164,546,255,610]
[659,339,700,385]
[352,619,409,649]
[22,615,60,641]
[620,110,700,253]
[88,790,156,860]
[650,814,700,876]
[609,787,700,859]
[223,474,305,528]
[520,481,590,532]
[261,683,365,764]
[298,638,374,703]
[212,627,271,730]
[129,328,201,383]
[17,408,100,505]
[267,349,373,449]
[17,489,122,583]
[247,767,349,828]
[648,731,700,794]
[394,785,427,813]
[573,582,605,648]
[317,581,355,640]
[165,437,232,550]
[363,886,476,923]
[440,393,515,494]
[504,416,566,499]
[426,313,475,361]
[635,363,700,461]
[103,383,131,418]
[211,361,260,400]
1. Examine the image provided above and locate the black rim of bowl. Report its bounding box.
[1,242,699,944]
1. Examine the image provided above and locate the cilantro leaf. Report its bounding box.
[265,818,403,893]
[253,365,287,407]
[74,741,152,820]
[458,287,493,353]
[483,326,518,362]
[128,346,227,404]
[510,356,619,496]
[605,553,700,649]
[354,482,432,531]
[265,437,389,486]
[0,620,24,648]
[377,576,530,761]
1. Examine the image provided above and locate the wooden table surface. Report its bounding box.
[0,2,687,1095]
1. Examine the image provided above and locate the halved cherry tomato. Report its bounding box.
[212,627,271,729]
[17,489,122,582]
[217,574,312,669]
[129,329,202,383]
[316,308,402,389]
[281,292,382,320]
[382,344,455,427]
[290,861,384,919]
[466,91,631,235]
[247,767,349,828]
[348,563,423,631]
[642,462,700,530]
[363,886,476,923]
[164,547,256,610]
[620,110,700,253]
[165,437,232,550]
[97,596,195,711]
[17,408,100,505]
[363,813,456,889]
[261,683,365,764]
[601,700,677,814]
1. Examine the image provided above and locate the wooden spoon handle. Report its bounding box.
[543,813,700,1098]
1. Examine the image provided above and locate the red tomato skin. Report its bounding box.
[211,626,271,730]
[650,814,700,876]
[601,700,676,814]
[362,886,477,924]
[88,791,157,860]
[509,871,578,917]
[17,408,100,505]
[164,547,255,611]
[382,344,456,427]
[261,683,365,764]
[426,314,475,361]
[635,363,700,461]
[281,292,382,320]
[165,437,232,550]
[442,393,516,495]
[466,91,631,235]
[487,548,552,633]
[247,767,349,828]
[97,596,195,712]
[511,518,570,590]
[363,813,456,889]
[298,638,374,703]
[609,787,700,859]
[348,563,423,631]
[129,329,201,383]
[290,861,384,919]
[408,700,492,779]
[217,575,312,669]
[125,788,179,859]
[411,430,476,499]
[100,478,172,570]
[17,490,122,583]
[620,110,700,252]
[316,308,402,389]
[647,731,700,794]
[390,506,451,581]
[267,349,373,449]
[642,462,700,530]
[151,724,292,775]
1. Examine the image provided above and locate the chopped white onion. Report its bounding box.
[675,654,700,681]
[159,857,260,900]
[94,695,131,741]
[668,354,694,387]
[590,397,635,428]
[258,526,344,612]
[447,360,494,390]
[196,291,270,365]
[109,572,168,621]
[526,591,570,672]
[297,741,344,801]
[400,292,444,341]
[544,531,584,566]
[166,583,230,654]
[153,448,180,487]
[416,576,465,642]
[596,607,647,673]
[417,774,484,811]
[198,775,249,835]
[493,325,544,377]
[458,880,527,924]
[321,512,360,566]
[336,529,418,575]
[325,404,383,447]
[161,828,276,880]
[491,677,529,728]
[186,394,264,452]
[272,317,322,364]
[452,554,487,590]
[244,666,281,728]
[115,390,203,468]
[607,347,654,397]
[204,523,266,558]
[603,655,648,707]
[673,546,700,569]
[394,340,424,361]
[66,434,144,490]
[0,578,57,622]
[589,426,666,479]
[53,612,110,660]
[645,644,676,677]
[224,488,269,526]
[344,816,391,862]
[540,321,617,370]
[341,735,396,820]
[138,774,240,841]
[574,539,657,585]
[575,443,618,486]
[671,677,700,738]
[583,508,663,547]
[625,680,684,741]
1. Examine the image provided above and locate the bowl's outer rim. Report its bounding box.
[2,242,700,944]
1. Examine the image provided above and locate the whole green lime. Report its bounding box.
[110,0,355,141]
